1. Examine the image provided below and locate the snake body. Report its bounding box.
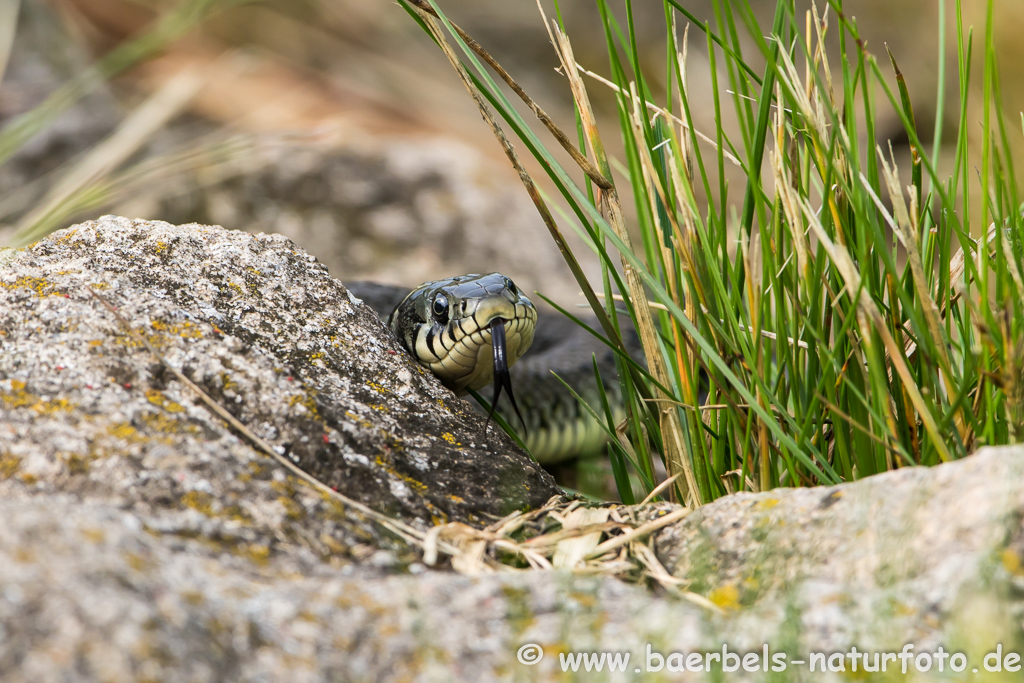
[348,273,626,464]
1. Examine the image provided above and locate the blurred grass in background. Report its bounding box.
[5,0,1022,249]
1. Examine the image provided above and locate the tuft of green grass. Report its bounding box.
[402,0,1024,506]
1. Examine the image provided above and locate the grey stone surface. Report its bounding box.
[0,495,713,683]
[657,446,1024,659]
[3,448,1024,682]
[3,216,1024,681]
[0,217,558,529]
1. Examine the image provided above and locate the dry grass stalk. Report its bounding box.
[547,18,698,507]
[551,507,612,568]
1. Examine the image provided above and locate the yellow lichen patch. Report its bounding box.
[110,320,204,350]
[0,454,21,480]
[62,452,93,475]
[33,397,74,415]
[708,583,741,611]
[243,267,262,294]
[369,404,388,412]
[1,380,34,409]
[52,229,78,245]
[320,534,348,555]
[342,412,405,456]
[373,455,428,493]
[222,505,252,524]
[309,351,325,361]
[440,432,459,445]
[13,547,35,564]
[88,340,103,347]
[568,591,598,609]
[345,411,374,430]
[138,412,195,441]
[108,423,143,442]
[323,496,347,521]
[145,387,166,403]
[145,389,186,413]
[1002,548,1024,577]
[755,498,780,510]
[181,490,215,516]
[80,527,105,544]
[1,381,75,415]
[288,390,322,420]
[0,275,59,296]
[240,543,271,565]
[326,334,350,348]
[123,550,152,573]
[219,373,238,393]
[110,333,145,349]
[270,479,298,496]
[447,494,465,504]
[366,381,389,395]
[278,496,306,521]
[422,500,448,526]
[149,319,203,340]
[891,601,918,617]
[180,591,205,607]
[152,241,170,256]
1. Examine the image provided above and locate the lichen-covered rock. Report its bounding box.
[6,217,1024,682]
[0,495,712,682]
[0,216,558,539]
[655,445,1024,656]
[4,448,1024,682]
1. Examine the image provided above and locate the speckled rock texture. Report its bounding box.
[0,216,558,529]
[3,445,1024,683]
[4,217,1024,681]
[0,496,715,683]
[656,445,1024,658]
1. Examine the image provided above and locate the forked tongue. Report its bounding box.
[485,317,526,434]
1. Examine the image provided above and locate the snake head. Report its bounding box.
[388,273,537,399]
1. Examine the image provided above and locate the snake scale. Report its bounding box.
[346,273,632,464]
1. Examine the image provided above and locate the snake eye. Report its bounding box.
[504,277,518,297]
[431,293,449,322]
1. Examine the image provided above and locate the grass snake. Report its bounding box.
[347,273,631,464]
